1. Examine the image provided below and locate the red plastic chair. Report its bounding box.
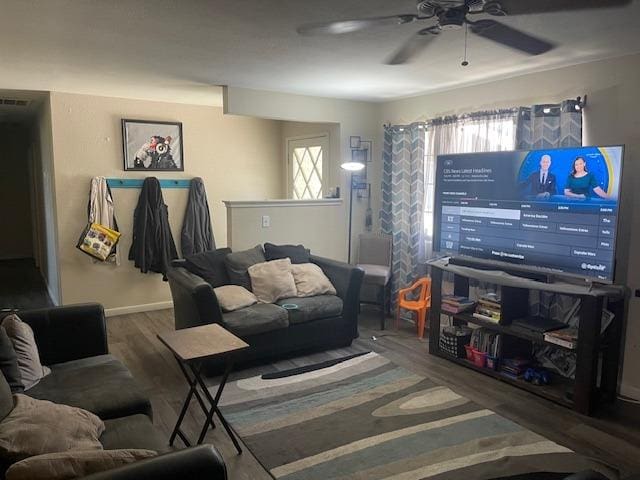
[395,277,432,339]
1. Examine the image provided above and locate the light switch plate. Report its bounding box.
[262,215,270,228]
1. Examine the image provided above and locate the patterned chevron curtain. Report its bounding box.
[380,123,426,310]
[516,100,582,149]
[517,99,583,378]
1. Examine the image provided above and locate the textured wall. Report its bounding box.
[49,92,283,312]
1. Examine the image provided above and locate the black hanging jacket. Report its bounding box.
[128,177,178,280]
[181,177,215,257]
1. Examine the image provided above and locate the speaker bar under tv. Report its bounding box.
[432,145,624,283]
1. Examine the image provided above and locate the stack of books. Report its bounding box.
[500,357,530,379]
[470,328,502,357]
[544,327,578,349]
[473,293,502,323]
[441,295,476,314]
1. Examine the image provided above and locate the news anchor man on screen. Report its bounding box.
[564,156,609,199]
[521,154,557,198]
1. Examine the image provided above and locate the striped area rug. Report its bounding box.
[217,352,613,480]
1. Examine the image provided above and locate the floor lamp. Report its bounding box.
[341,159,365,263]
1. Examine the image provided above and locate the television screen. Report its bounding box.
[433,145,624,283]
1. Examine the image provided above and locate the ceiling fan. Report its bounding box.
[297,0,632,65]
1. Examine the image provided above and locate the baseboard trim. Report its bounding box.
[105,301,173,317]
[620,383,640,402]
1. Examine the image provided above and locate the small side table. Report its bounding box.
[158,324,249,454]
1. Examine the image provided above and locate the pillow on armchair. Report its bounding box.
[1,315,51,390]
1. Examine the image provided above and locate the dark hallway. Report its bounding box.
[0,258,52,310]
[0,102,56,311]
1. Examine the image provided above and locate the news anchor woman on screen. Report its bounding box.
[564,156,609,199]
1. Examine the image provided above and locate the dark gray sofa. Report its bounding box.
[167,253,364,370]
[0,304,227,480]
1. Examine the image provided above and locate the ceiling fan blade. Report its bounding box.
[488,0,632,16]
[297,14,418,35]
[469,19,554,55]
[385,26,441,65]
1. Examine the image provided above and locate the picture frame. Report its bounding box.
[349,136,361,149]
[359,140,372,162]
[351,148,368,164]
[122,119,184,171]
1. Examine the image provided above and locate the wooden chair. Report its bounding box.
[395,277,431,339]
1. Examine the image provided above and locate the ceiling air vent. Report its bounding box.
[0,99,30,107]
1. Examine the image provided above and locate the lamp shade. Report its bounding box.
[341,161,365,171]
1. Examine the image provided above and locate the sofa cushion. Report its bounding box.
[276,295,343,325]
[184,248,232,288]
[225,245,266,291]
[213,285,257,312]
[221,303,289,336]
[5,448,157,480]
[26,354,152,420]
[248,259,297,304]
[264,243,310,264]
[357,263,391,286]
[100,415,168,453]
[0,328,22,393]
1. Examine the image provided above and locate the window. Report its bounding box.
[287,135,328,200]
[423,114,517,254]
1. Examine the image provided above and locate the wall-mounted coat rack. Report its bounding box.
[106,178,191,189]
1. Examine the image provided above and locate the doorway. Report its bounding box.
[0,94,56,310]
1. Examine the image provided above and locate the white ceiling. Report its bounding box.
[1,0,639,104]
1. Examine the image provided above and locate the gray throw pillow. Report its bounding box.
[0,328,22,393]
[264,243,310,264]
[1,315,51,391]
[184,248,232,288]
[224,245,266,291]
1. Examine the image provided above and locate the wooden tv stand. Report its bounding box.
[428,257,626,416]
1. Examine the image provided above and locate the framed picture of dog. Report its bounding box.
[122,119,184,171]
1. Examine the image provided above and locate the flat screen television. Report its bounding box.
[433,145,624,283]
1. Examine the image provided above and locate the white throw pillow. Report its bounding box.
[291,263,337,297]
[1,315,51,390]
[247,259,297,304]
[213,285,258,312]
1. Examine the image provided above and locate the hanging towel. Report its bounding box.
[128,177,178,280]
[181,177,215,257]
[88,176,120,264]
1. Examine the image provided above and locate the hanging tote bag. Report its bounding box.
[76,222,121,261]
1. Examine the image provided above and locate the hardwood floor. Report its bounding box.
[106,307,640,478]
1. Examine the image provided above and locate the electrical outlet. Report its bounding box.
[262,215,270,228]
